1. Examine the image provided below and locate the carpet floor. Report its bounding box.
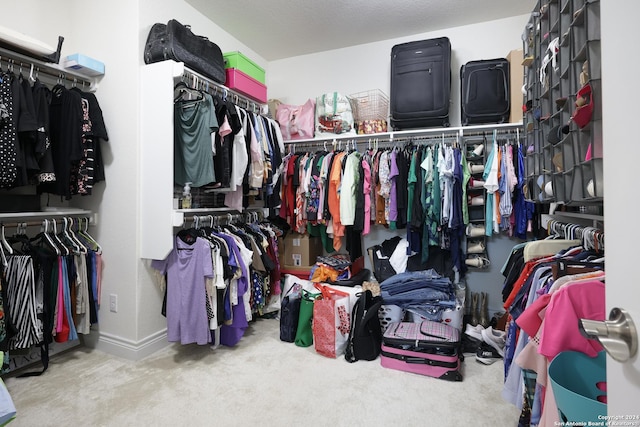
[3,318,519,426]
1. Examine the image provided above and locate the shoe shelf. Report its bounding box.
[522,0,602,206]
[464,138,490,269]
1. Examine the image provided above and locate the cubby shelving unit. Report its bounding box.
[523,0,602,205]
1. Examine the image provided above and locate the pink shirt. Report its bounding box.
[538,280,605,359]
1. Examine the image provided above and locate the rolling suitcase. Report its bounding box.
[390,37,451,129]
[380,321,463,381]
[460,58,510,125]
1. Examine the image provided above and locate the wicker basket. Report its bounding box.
[349,89,389,121]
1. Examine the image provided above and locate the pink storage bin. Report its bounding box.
[225,68,267,103]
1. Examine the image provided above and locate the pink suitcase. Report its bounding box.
[380,321,463,381]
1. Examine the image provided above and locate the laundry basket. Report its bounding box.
[378,305,404,333]
[548,350,607,424]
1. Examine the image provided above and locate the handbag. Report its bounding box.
[312,283,352,358]
[315,92,356,136]
[279,285,301,343]
[275,99,316,140]
[144,19,225,84]
[368,245,396,283]
[294,289,321,347]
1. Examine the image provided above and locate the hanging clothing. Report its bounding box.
[152,236,213,345]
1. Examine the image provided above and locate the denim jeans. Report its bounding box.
[380,269,453,295]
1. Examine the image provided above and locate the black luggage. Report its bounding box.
[144,19,226,84]
[390,37,451,129]
[460,58,510,125]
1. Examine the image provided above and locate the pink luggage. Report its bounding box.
[380,321,463,381]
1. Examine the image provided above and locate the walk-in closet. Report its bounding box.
[0,0,636,426]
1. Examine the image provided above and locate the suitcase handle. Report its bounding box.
[381,351,459,368]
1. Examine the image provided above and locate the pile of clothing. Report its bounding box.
[379,269,457,323]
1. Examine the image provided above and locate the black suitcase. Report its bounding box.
[144,19,226,84]
[390,37,451,129]
[460,58,510,125]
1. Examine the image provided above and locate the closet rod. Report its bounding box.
[546,219,604,252]
[0,216,93,229]
[284,122,523,145]
[0,46,94,90]
[179,67,265,115]
[183,212,246,227]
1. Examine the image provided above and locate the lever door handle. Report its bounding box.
[580,308,638,363]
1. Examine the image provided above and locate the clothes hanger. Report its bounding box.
[50,219,70,256]
[36,219,61,256]
[67,217,88,254]
[61,217,82,254]
[78,217,102,254]
[174,81,204,104]
[1,223,13,255]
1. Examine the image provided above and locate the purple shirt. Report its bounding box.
[152,236,213,345]
[214,232,249,347]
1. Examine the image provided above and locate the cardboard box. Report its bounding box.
[282,233,323,267]
[506,49,524,124]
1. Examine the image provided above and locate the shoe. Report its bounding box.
[475,342,503,365]
[468,163,485,174]
[466,223,485,238]
[481,326,506,358]
[472,144,484,156]
[479,292,489,328]
[469,178,485,189]
[465,255,490,268]
[467,240,485,254]
[470,293,479,327]
[465,323,485,342]
[469,195,484,206]
[462,333,482,355]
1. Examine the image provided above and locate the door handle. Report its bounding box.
[579,308,638,362]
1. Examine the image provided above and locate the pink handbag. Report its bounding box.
[276,99,316,140]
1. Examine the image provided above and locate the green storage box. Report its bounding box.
[223,51,265,84]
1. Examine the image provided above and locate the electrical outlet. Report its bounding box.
[109,294,118,313]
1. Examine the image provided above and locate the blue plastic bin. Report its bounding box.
[548,350,607,423]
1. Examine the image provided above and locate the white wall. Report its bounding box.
[268,14,529,128]
[0,1,144,353]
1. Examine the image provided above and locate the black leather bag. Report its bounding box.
[144,19,225,84]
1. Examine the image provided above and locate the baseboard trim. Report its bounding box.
[92,329,169,361]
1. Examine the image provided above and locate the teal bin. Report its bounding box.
[549,350,607,424]
[223,51,265,84]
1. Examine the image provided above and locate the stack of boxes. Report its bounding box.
[223,51,267,103]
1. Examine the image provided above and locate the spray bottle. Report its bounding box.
[181,182,192,209]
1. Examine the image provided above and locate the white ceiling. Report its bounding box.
[186,0,535,61]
